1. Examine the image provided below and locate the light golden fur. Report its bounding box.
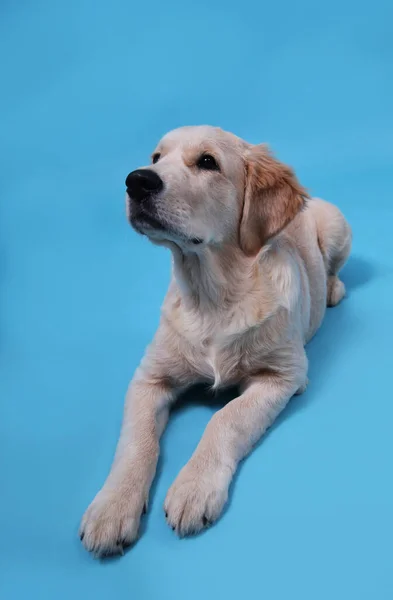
[80,126,352,556]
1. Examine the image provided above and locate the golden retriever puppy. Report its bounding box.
[80,126,351,556]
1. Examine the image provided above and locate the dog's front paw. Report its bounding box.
[164,461,231,536]
[79,485,147,557]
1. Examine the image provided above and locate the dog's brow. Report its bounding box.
[150,144,166,161]
[152,140,175,157]
[182,143,221,166]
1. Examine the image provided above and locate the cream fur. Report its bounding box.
[80,126,352,556]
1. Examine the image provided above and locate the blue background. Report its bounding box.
[1,1,392,598]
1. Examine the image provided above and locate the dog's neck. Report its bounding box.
[169,242,266,311]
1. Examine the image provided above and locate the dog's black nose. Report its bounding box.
[125,169,163,202]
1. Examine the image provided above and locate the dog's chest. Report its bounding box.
[203,340,239,387]
[175,303,269,386]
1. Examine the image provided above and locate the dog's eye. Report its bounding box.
[152,153,160,164]
[196,154,220,171]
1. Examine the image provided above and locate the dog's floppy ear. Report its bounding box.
[239,145,309,256]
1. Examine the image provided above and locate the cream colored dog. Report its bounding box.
[80,125,351,556]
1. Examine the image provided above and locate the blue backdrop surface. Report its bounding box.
[1,1,392,598]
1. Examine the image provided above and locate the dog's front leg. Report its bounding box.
[165,349,307,536]
[80,368,176,556]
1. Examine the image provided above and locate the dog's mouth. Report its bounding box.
[132,208,167,232]
[127,192,168,233]
[127,197,204,247]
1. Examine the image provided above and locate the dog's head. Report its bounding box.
[126,126,308,256]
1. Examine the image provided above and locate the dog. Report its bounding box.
[80,125,351,556]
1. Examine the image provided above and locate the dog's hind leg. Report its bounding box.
[309,198,352,307]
